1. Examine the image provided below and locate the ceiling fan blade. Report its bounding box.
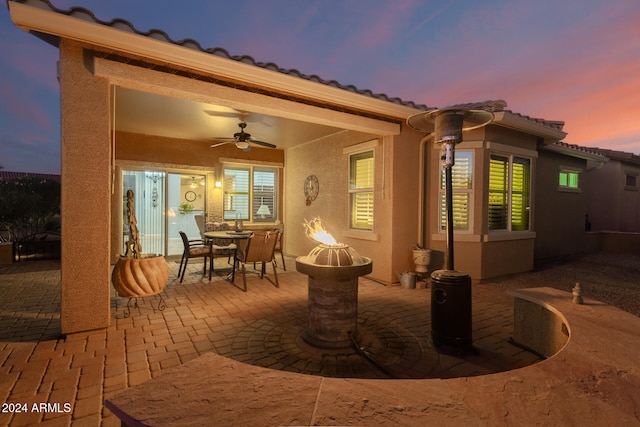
[250,139,277,149]
[204,110,272,127]
[210,140,234,148]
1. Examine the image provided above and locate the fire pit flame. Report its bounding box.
[303,218,337,246]
[301,218,367,267]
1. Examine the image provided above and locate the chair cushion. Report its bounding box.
[189,246,210,256]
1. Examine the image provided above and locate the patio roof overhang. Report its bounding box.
[9,0,572,145]
[492,111,567,143]
[8,0,421,126]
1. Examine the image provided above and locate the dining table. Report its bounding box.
[203,230,252,279]
[203,230,252,242]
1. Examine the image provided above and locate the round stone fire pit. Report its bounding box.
[296,243,372,349]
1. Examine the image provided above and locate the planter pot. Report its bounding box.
[0,242,14,265]
[111,255,169,298]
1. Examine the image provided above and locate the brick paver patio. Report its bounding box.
[1,258,540,426]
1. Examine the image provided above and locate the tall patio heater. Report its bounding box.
[407,107,493,355]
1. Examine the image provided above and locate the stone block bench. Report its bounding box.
[105,287,640,426]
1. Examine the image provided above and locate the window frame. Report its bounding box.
[558,166,581,193]
[348,149,374,231]
[488,153,532,233]
[222,164,279,223]
[624,170,639,192]
[438,150,473,233]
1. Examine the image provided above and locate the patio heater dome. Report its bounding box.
[407,108,494,143]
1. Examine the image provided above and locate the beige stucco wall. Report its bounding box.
[534,150,588,260]
[584,160,640,232]
[284,126,423,284]
[59,40,112,333]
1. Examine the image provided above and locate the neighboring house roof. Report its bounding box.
[592,148,640,166]
[8,0,566,140]
[0,171,61,182]
[542,141,609,162]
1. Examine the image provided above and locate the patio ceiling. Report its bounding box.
[114,87,344,150]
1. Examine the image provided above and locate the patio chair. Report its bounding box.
[178,231,212,283]
[209,222,236,266]
[231,230,280,292]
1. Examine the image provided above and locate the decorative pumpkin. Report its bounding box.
[112,189,169,299]
[112,254,169,298]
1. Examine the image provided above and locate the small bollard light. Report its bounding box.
[572,283,584,304]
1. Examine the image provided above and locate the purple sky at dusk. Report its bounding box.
[1,0,639,174]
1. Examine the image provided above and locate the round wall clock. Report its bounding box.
[304,175,319,206]
[184,191,197,202]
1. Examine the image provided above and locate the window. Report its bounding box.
[223,166,277,222]
[489,154,531,231]
[439,151,473,231]
[625,172,638,190]
[349,150,374,230]
[559,170,579,189]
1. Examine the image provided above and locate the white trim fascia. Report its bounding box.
[9,1,422,121]
[486,141,539,158]
[219,158,284,168]
[343,139,381,155]
[542,143,609,162]
[492,112,567,141]
[483,231,536,242]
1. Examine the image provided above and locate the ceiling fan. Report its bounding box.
[210,122,276,152]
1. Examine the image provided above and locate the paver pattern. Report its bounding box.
[8,254,625,426]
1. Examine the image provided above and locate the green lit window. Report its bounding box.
[489,154,531,231]
[559,170,579,189]
[439,151,473,231]
[349,151,374,230]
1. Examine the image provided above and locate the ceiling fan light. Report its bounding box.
[236,141,250,150]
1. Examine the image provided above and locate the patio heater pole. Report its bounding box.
[442,137,457,270]
[407,107,494,356]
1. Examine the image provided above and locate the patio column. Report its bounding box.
[59,41,112,334]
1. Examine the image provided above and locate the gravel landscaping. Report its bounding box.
[481,252,640,317]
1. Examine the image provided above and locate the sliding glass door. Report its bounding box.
[122,170,166,256]
[122,170,206,257]
[167,173,206,256]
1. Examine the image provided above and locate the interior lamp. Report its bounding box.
[256,204,271,218]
